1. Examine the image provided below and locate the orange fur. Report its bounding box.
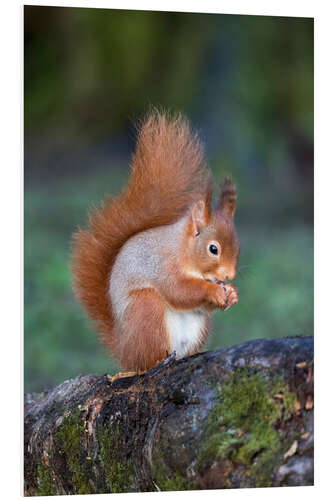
[71,110,211,354]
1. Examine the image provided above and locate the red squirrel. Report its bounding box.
[71,111,239,372]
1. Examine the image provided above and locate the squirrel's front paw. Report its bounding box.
[208,285,229,311]
[223,283,238,311]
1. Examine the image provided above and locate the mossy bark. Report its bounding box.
[24,336,313,495]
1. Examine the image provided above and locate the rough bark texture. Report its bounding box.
[24,336,313,495]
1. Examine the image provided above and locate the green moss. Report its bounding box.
[98,422,134,493]
[55,410,91,495]
[150,438,195,492]
[154,470,195,491]
[37,461,54,496]
[198,368,297,487]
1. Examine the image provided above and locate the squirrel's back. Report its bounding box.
[71,110,212,351]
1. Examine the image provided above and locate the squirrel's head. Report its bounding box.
[184,177,239,283]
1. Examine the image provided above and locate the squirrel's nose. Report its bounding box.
[225,270,236,281]
[217,266,236,281]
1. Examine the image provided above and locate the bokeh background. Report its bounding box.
[24,6,313,393]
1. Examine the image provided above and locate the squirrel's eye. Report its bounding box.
[209,244,218,255]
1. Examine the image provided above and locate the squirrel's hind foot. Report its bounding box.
[107,370,144,383]
[107,352,177,383]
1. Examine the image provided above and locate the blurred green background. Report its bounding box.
[24,6,313,393]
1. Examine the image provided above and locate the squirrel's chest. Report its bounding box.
[165,308,206,358]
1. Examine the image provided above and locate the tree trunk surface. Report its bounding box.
[24,336,314,495]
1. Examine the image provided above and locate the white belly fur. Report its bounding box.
[165,307,206,358]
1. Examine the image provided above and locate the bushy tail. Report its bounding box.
[71,110,212,350]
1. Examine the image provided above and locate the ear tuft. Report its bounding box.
[191,199,209,236]
[218,176,237,219]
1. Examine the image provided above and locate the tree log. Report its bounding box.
[24,336,313,495]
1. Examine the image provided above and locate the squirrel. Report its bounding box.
[71,110,239,373]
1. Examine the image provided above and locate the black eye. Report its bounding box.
[209,244,218,255]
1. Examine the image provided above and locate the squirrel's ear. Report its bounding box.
[191,199,210,236]
[218,177,237,219]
